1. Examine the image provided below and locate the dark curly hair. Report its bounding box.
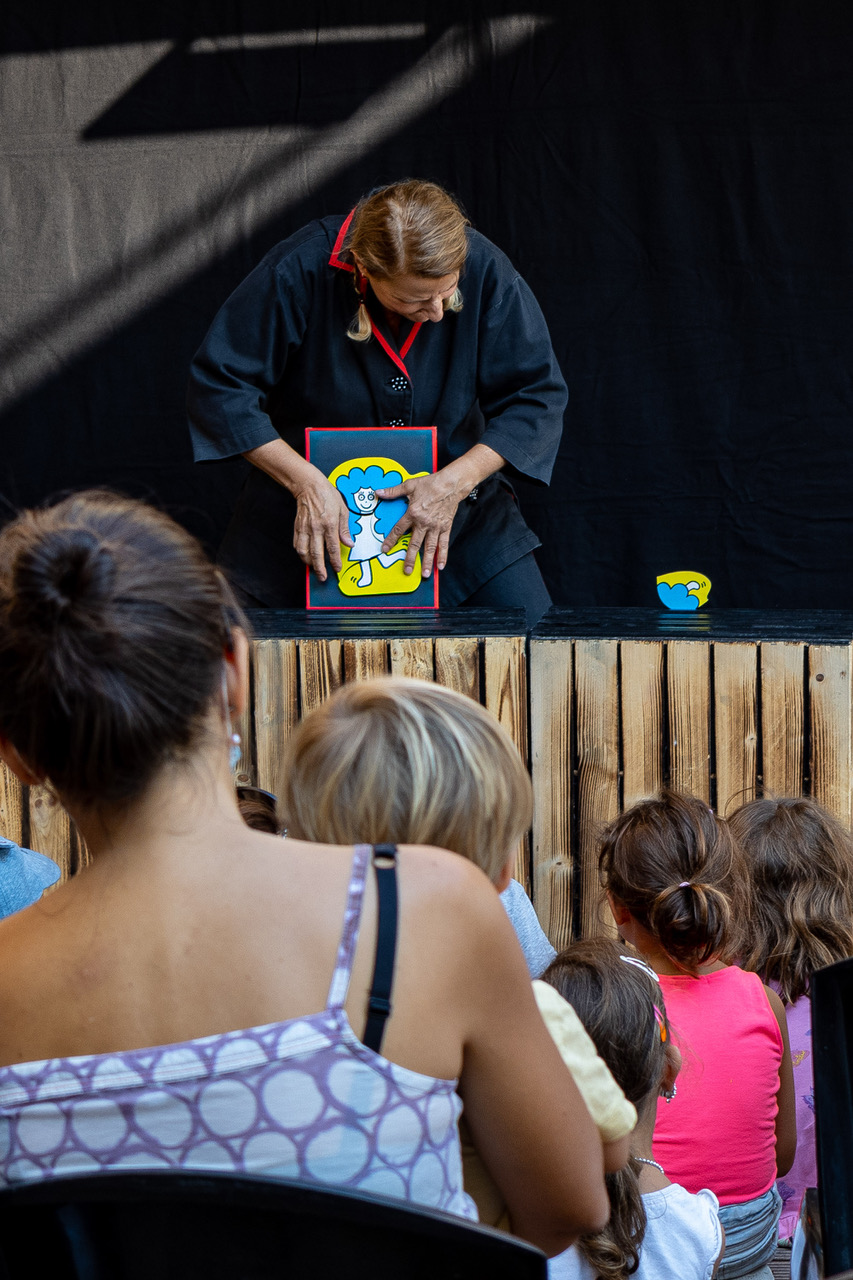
[730,795,853,1003]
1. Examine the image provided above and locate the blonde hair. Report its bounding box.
[279,677,531,882]
[345,180,468,342]
[730,795,853,1003]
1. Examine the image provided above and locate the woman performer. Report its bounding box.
[187,180,566,624]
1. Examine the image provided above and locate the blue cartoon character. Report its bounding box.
[335,464,409,589]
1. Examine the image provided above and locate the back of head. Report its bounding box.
[730,795,853,1002]
[279,676,532,882]
[543,938,669,1108]
[0,490,244,809]
[543,939,669,1280]
[599,790,746,970]
[347,179,469,280]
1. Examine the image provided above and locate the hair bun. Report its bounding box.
[11,528,116,631]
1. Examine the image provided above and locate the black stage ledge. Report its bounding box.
[532,608,853,643]
[245,608,526,638]
[246,607,853,645]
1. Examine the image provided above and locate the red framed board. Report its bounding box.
[305,427,439,610]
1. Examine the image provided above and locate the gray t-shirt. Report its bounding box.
[500,878,557,977]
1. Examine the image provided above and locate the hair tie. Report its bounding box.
[653,1004,668,1043]
[678,881,691,889]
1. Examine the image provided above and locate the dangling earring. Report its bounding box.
[221,665,242,774]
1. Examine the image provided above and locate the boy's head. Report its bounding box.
[279,676,532,884]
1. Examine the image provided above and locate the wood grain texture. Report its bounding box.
[0,763,26,846]
[529,639,574,950]
[809,644,852,826]
[434,637,479,700]
[575,639,620,939]
[760,643,806,798]
[232,651,255,788]
[620,642,664,808]
[254,639,299,797]
[27,786,75,879]
[713,643,758,817]
[299,639,343,714]
[484,637,529,890]
[343,639,389,683]
[667,642,711,802]
[389,638,434,682]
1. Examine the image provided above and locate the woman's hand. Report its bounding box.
[243,441,353,582]
[374,470,463,579]
[375,442,507,578]
[291,467,353,581]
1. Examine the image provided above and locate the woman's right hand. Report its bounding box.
[242,440,353,581]
[290,467,353,581]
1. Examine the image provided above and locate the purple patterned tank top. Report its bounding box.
[0,844,476,1219]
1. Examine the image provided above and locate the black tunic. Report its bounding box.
[187,214,567,606]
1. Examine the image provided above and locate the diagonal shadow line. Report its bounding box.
[1,15,550,413]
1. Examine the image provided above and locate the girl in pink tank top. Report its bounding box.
[598,791,796,1280]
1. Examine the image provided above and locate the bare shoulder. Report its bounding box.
[762,983,788,1028]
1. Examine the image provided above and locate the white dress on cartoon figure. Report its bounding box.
[348,487,407,587]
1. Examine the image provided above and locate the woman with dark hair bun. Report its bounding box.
[0,490,607,1257]
[188,178,566,625]
[599,791,796,1280]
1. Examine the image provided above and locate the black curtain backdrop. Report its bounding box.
[3,0,853,609]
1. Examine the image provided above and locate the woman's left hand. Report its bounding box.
[375,442,507,579]
[374,470,464,578]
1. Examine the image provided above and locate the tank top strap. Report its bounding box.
[326,843,372,1010]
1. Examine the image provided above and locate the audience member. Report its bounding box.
[0,490,608,1256]
[730,795,853,1242]
[0,834,59,917]
[278,675,637,1224]
[543,939,724,1280]
[599,791,796,1280]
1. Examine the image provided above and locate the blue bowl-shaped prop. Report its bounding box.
[656,572,711,611]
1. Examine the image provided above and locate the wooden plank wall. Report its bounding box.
[2,634,851,953]
[529,637,853,951]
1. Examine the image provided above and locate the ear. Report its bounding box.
[607,893,632,928]
[661,1041,682,1095]
[223,628,250,720]
[494,856,514,895]
[0,736,43,786]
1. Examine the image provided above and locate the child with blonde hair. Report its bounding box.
[730,794,853,1241]
[279,675,637,1225]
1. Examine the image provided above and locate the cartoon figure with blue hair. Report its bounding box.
[335,465,409,588]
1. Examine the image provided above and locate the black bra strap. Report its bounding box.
[362,843,398,1053]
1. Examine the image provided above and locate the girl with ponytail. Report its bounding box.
[599,792,796,1280]
[543,940,724,1280]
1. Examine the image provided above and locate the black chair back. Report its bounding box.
[812,955,853,1276]
[0,1170,547,1279]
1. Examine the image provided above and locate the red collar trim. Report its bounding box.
[370,323,422,382]
[329,209,356,272]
